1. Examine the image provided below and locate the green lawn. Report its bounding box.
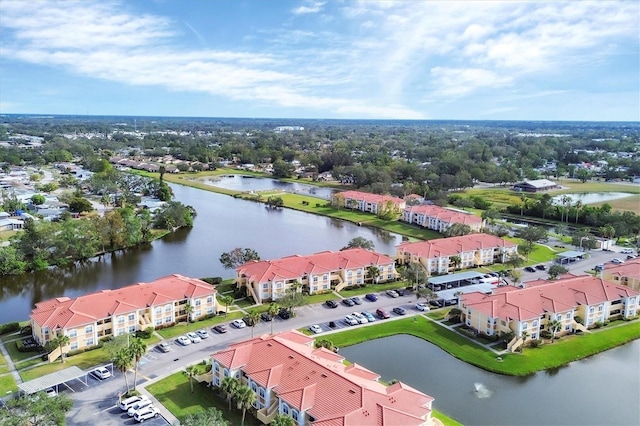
[326,316,640,376]
[156,312,244,340]
[433,408,463,426]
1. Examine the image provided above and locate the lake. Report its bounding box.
[201,174,337,199]
[340,335,639,426]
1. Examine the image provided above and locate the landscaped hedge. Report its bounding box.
[0,322,20,335]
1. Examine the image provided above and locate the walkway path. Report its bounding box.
[0,332,23,388]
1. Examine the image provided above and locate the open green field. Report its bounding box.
[156,312,244,340]
[326,315,640,376]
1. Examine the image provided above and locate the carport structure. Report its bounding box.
[556,250,587,265]
[427,271,485,291]
[18,366,88,396]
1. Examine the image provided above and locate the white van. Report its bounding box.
[471,276,500,285]
[119,395,147,411]
[128,398,153,417]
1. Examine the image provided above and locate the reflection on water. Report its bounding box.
[202,174,337,199]
[553,192,632,205]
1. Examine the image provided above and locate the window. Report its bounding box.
[195,299,201,306]
[165,304,172,312]
[223,368,229,377]
[85,325,93,334]
[155,318,162,326]
[155,307,162,315]
[566,312,572,319]
[117,328,125,336]
[347,271,352,276]
[128,325,136,333]
[598,304,604,312]
[128,313,135,321]
[259,388,265,397]
[207,307,214,314]
[207,296,213,303]
[292,410,299,421]
[565,324,571,331]
[313,276,318,282]
[589,307,595,314]
[165,317,172,323]
[70,342,78,350]
[533,320,538,327]
[118,316,125,323]
[85,338,94,346]
[69,329,77,338]
[323,274,328,281]
[522,323,528,330]
[282,404,290,415]
[556,314,561,321]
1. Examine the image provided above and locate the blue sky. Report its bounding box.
[1,0,638,121]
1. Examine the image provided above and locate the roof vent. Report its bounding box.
[349,389,356,394]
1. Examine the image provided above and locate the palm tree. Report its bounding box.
[220,295,234,316]
[234,384,256,426]
[113,347,134,393]
[519,194,527,216]
[520,330,529,353]
[267,302,280,335]
[574,200,582,223]
[220,377,238,412]
[128,337,147,390]
[184,302,194,322]
[547,318,562,342]
[247,309,261,338]
[184,364,199,393]
[366,265,380,284]
[271,414,295,426]
[53,334,70,363]
[450,255,462,271]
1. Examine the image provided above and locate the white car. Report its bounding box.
[176,335,191,346]
[119,395,149,411]
[92,366,112,380]
[128,398,153,417]
[416,303,430,311]
[231,319,246,329]
[611,258,625,264]
[351,312,368,324]
[157,342,171,353]
[620,248,633,254]
[45,387,57,398]
[186,332,201,343]
[308,324,322,334]
[344,315,359,326]
[134,406,158,423]
[196,329,209,339]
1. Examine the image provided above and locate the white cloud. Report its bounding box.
[292,1,325,15]
[429,67,513,98]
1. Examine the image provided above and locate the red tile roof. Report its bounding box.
[404,205,482,225]
[236,248,395,284]
[31,274,215,330]
[397,233,516,258]
[338,190,405,205]
[211,331,433,425]
[605,258,640,280]
[461,275,639,321]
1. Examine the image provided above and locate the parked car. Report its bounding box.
[342,298,355,307]
[92,366,112,380]
[416,302,429,311]
[395,288,408,296]
[351,312,368,324]
[196,329,209,339]
[134,406,158,423]
[157,342,171,353]
[361,311,376,322]
[231,319,246,329]
[487,272,499,277]
[278,308,292,319]
[621,248,633,254]
[611,258,625,264]
[325,300,339,309]
[365,293,378,302]
[594,264,605,272]
[186,332,201,343]
[627,255,636,260]
[242,316,256,326]
[535,264,546,270]
[128,398,153,417]
[429,299,444,308]
[308,324,322,334]
[119,395,148,411]
[386,290,399,298]
[350,296,363,305]
[524,266,536,272]
[45,387,57,398]
[176,335,191,346]
[376,308,391,319]
[260,312,273,321]
[213,324,228,334]
[393,307,407,315]
[344,315,359,326]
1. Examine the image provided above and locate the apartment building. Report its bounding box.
[460,275,639,343]
[211,330,435,426]
[402,205,483,233]
[332,190,405,215]
[602,258,640,291]
[30,274,217,354]
[236,248,398,303]
[396,233,518,276]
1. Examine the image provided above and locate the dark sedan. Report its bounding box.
[213,324,228,334]
[325,300,339,309]
[341,298,355,307]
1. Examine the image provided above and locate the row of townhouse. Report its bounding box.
[396,233,519,276]
[460,275,639,345]
[236,248,398,304]
[210,330,435,426]
[331,190,406,215]
[602,258,640,291]
[30,274,217,357]
[402,204,483,233]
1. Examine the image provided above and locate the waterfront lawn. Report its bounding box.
[433,408,463,426]
[147,371,259,425]
[326,316,640,376]
[156,312,244,340]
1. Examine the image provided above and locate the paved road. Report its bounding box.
[64,245,632,425]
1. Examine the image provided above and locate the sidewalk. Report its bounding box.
[0,333,23,389]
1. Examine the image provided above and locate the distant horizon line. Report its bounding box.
[1,112,639,125]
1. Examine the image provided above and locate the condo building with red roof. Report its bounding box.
[30,274,217,356]
[460,275,639,348]
[602,258,640,291]
[402,205,483,233]
[332,190,406,215]
[396,233,518,276]
[210,331,435,426]
[236,248,398,304]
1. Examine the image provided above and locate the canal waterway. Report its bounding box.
[340,334,639,426]
[0,184,402,324]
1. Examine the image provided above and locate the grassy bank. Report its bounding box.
[327,315,640,376]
